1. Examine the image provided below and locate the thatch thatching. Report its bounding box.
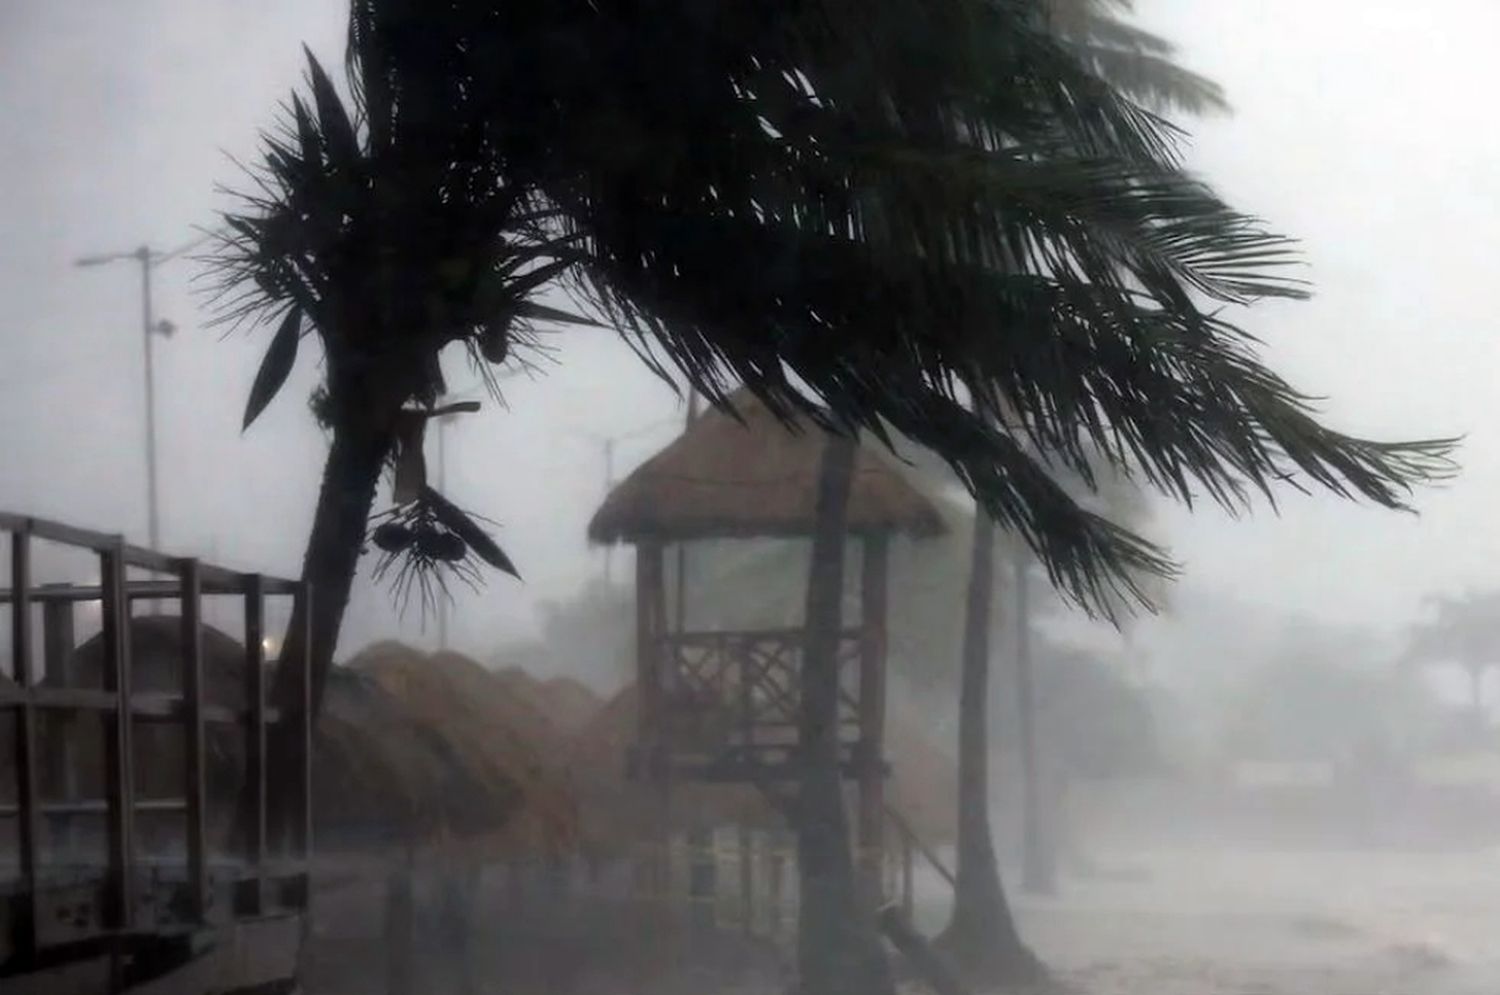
[565,681,956,852]
[315,665,524,848]
[488,667,605,738]
[348,642,580,857]
[538,676,604,735]
[588,390,945,544]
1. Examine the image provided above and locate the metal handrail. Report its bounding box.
[0,512,313,959]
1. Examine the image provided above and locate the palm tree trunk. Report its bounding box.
[937,511,1041,985]
[1014,557,1056,895]
[796,433,893,995]
[263,421,393,842]
[273,424,393,712]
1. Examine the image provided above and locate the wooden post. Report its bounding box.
[101,544,136,929]
[180,559,209,922]
[243,573,266,914]
[11,526,40,955]
[857,533,890,904]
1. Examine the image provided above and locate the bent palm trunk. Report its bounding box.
[938,509,1042,985]
[797,433,893,995]
[262,420,393,842]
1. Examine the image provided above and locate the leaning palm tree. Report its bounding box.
[938,0,1221,975]
[213,2,1452,991]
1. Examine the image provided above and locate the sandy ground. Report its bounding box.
[908,844,1500,995]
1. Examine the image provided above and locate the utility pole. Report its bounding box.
[76,239,197,553]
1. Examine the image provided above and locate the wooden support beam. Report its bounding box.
[180,558,209,923]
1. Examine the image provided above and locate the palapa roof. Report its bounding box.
[588,390,945,544]
[348,642,581,856]
[491,666,604,737]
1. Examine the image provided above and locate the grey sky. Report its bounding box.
[1,1,1493,667]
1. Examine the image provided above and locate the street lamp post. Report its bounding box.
[75,242,189,553]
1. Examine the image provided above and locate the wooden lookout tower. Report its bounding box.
[587,392,945,902]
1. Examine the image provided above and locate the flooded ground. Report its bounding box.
[914,844,1500,995]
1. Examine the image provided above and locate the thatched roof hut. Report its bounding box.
[348,642,580,857]
[588,390,944,544]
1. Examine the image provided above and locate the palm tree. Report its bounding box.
[938,1,1221,977]
[213,1,1452,990]
[938,491,1046,982]
[1404,591,1500,738]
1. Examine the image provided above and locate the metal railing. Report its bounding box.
[0,512,312,962]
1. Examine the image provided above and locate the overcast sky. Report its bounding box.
[1,1,1495,670]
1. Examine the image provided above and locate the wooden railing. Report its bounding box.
[0,513,312,966]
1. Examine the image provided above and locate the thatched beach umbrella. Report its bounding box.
[348,642,580,858]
